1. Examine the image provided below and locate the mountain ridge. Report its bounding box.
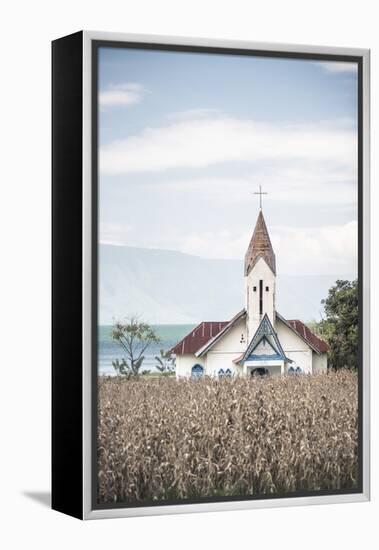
[99,244,354,325]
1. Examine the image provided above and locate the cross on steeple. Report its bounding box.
[253,185,268,210]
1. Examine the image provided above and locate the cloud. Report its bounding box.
[317,61,358,74]
[271,221,358,275]
[99,83,147,109]
[99,216,357,276]
[177,221,357,276]
[100,115,357,175]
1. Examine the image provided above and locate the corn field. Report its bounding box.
[97,370,358,504]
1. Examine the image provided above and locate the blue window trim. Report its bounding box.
[191,364,204,377]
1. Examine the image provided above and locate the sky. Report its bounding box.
[98,47,358,277]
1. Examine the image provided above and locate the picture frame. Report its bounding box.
[52,30,370,520]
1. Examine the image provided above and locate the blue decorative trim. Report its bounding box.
[246,353,282,361]
[288,366,303,374]
[191,364,204,377]
[239,314,290,364]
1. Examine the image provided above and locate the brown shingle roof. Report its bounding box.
[173,313,329,357]
[286,319,329,354]
[171,321,228,355]
[245,210,276,275]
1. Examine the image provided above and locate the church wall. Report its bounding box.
[285,350,312,373]
[202,318,246,376]
[176,354,206,378]
[175,319,325,377]
[206,352,239,376]
[276,317,313,373]
[210,318,246,353]
[245,256,276,340]
[175,352,242,377]
[312,352,328,374]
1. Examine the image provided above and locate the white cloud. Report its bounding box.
[317,61,358,74]
[99,83,147,109]
[177,221,357,276]
[100,115,357,175]
[271,221,358,275]
[99,217,357,277]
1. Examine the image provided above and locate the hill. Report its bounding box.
[99,244,352,324]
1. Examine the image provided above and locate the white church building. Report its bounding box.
[172,206,329,378]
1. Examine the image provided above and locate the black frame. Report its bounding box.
[52,32,365,519]
[52,31,83,519]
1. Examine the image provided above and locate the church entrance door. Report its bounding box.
[251,367,269,377]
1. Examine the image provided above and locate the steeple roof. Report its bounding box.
[244,210,276,275]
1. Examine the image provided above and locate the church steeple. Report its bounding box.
[244,208,277,340]
[244,210,276,276]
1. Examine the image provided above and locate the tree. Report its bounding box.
[319,279,358,370]
[155,348,176,374]
[111,317,160,377]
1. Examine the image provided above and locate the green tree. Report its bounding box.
[319,279,358,370]
[111,317,160,377]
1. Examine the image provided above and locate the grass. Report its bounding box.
[97,370,358,504]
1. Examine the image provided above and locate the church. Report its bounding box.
[172,200,329,378]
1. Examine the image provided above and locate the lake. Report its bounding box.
[98,324,195,375]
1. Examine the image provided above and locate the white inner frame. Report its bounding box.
[82,30,370,520]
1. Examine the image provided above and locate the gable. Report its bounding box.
[286,319,329,353]
[196,309,246,357]
[275,312,329,354]
[253,336,278,356]
[245,336,284,361]
[239,314,289,364]
[276,316,310,350]
[209,317,246,353]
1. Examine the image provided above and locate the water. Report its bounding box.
[98,324,196,375]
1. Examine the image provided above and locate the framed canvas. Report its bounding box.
[52,31,370,520]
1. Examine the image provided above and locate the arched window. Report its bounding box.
[191,364,204,378]
[225,368,232,377]
[295,366,302,374]
[288,366,295,374]
[218,368,225,377]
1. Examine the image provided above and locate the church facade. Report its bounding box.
[172,209,329,378]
